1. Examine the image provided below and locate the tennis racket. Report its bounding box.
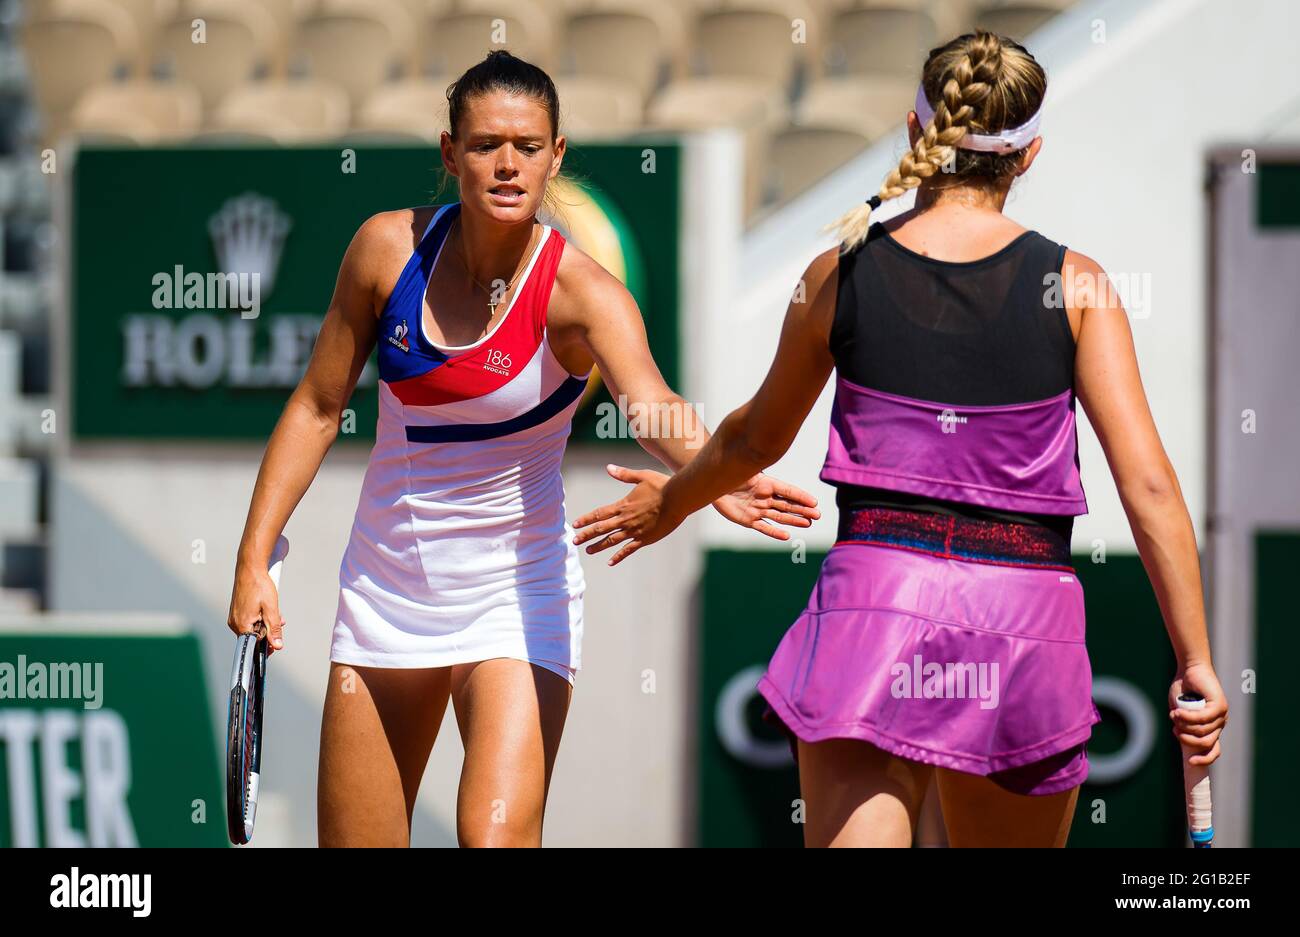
[225,535,289,846]
[1176,692,1214,848]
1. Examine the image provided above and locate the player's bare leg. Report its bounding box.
[317,662,451,847]
[796,738,933,847]
[452,658,572,847]
[935,769,1079,847]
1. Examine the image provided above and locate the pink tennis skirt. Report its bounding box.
[757,535,1101,796]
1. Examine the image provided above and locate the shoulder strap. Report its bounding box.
[378,202,459,325]
[1011,231,1075,361]
[521,226,565,344]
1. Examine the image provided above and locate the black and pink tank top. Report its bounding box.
[824,221,1087,556]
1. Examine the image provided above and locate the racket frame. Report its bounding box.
[225,536,287,845]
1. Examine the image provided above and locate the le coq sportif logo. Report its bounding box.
[389,318,411,352]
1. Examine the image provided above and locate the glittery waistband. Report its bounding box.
[836,506,1074,571]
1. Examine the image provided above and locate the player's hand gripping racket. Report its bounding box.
[1176,693,1214,848]
[226,535,289,845]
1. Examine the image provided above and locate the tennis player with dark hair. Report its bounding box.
[574,31,1227,847]
[226,50,818,847]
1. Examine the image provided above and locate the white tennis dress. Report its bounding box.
[330,202,589,684]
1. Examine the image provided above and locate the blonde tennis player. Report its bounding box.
[574,31,1227,848]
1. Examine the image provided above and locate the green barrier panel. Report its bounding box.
[1251,530,1299,847]
[0,625,225,847]
[697,549,820,848]
[1069,554,1182,847]
[697,549,1185,847]
[1257,163,1300,228]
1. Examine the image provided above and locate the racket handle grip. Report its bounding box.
[1176,695,1214,847]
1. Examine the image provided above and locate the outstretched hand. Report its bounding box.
[572,464,680,566]
[573,465,820,567]
[710,472,820,541]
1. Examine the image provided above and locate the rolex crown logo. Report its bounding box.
[208,193,292,299]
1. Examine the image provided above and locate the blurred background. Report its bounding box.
[0,0,1297,847]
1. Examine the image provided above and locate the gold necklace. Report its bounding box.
[450,222,537,321]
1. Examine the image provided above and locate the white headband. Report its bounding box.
[913,85,1042,153]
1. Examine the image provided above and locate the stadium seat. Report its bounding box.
[0,40,23,97]
[26,0,168,74]
[67,79,202,142]
[649,76,787,131]
[767,124,871,202]
[0,159,20,214]
[207,79,349,141]
[0,330,24,453]
[693,0,820,91]
[928,0,977,41]
[822,2,938,79]
[0,161,51,221]
[426,0,557,77]
[246,0,313,76]
[648,77,788,219]
[554,75,643,138]
[0,455,41,544]
[354,78,450,142]
[796,74,914,139]
[20,0,140,143]
[561,2,687,101]
[97,0,179,74]
[295,0,417,107]
[974,0,1073,41]
[153,0,277,113]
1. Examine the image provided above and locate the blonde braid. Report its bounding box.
[828,31,1011,252]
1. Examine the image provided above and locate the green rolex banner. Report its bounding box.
[69,143,680,443]
[0,623,225,847]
